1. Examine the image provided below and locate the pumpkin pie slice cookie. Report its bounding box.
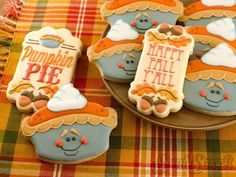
[184,19,236,116]
[87,22,144,83]
[21,84,118,164]
[101,0,183,34]
[179,0,236,26]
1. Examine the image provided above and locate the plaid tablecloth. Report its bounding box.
[0,0,236,176]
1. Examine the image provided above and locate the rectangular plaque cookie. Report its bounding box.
[7,26,83,113]
[128,24,194,118]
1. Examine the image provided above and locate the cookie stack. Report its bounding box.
[88,0,184,83]
[88,0,191,118]
[88,0,236,118]
[180,1,236,116]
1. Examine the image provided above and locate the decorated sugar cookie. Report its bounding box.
[21,84,118,164]
[128,24,194,118]
[87,20,143,82]
[100,0,184,34]
[184,21,236,116]
[179,0,236,26]
[187,18,236,61]
[6,27,83,113]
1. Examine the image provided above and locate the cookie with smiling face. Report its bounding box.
[100,0,183,34]
[128,24,194,118]
[87,21,143,83]
[184,44,236,116]
[179,0,236,26]
[21,84,118,164]
[183,19,236,116]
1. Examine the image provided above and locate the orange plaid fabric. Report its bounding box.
[0,0,236,177]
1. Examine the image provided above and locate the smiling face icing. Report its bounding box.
[87,23,144,82]
[108,10,178,34]
[184,80,233,113]
[96,51,141,81]
[183,19,236,115]
[32,124,112,162]
[21,84,118,164]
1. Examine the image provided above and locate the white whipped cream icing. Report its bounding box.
[107,19,139,41]
[47,83,87,112]
[206,18,236,41]
[202,0,236,7]
[202,43,236,68]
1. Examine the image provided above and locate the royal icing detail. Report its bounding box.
[100,0,183,35]
[87,36,143,82]
[47,83,87,112]
[201,0,236,7]
[184,26,236,116]
[107,19,139,41]
[101,0,184,17]
[6,27,83,113]
[21,84,118,164]
[202,43,236,68]
[128,24,194,118]
[179,1,236,26]
[206,18,236,41]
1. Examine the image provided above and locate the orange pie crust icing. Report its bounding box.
[101,0,184,18]
[186,60,236,83]
[186,26,236,51]
[179,1,236,22]
[40,34,64,43]
[87,35,144,60]
[21,102,118,136]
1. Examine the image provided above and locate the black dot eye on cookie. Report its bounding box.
[126,59,135,65]
[66,137,71,142]
[139,18,149,23]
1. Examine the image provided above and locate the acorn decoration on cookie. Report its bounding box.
[129,24,194,118]
[21,84,118,164]
[184,19,236,116]
[179,0,236,26]
[140,95,168,114]
[7,27,83,113]
[87,20,144,82]
[101,0,184,34]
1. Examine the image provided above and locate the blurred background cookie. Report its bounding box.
[179,0,236,26]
